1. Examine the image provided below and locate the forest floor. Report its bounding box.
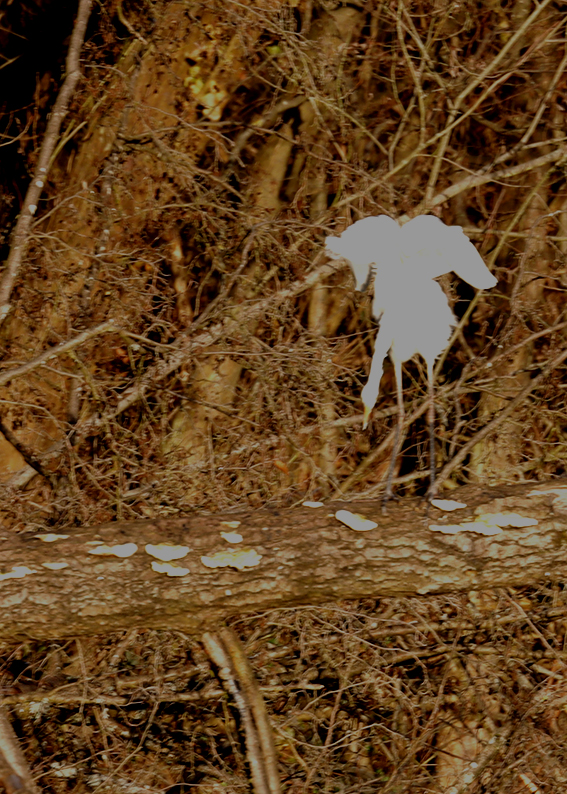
[2,585,567,793]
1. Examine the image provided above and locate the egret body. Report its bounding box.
[326,214,496,505]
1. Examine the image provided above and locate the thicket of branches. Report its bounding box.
[1,0,566,532]
[1,0,567,792]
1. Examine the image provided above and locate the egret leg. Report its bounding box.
[382,356,404,513]
[426,359,436,501]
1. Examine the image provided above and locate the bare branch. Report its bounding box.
[204,629,281,794]
[0,708,40,794]
[401,145,567,220]
[0,320,117,388]
[0,0,93,323]
[434,348,567,495]
[79,258,343,433]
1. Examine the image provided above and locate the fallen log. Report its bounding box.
[1,480,565,640]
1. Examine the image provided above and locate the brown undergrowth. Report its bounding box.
[1,586,566,792]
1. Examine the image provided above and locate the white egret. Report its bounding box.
[326,214,497,505]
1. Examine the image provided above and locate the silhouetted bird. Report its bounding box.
[326,214,497,506]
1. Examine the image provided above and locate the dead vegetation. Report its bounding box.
[1,0,567,790]
[2,588,567,792]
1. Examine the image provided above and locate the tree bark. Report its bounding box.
[1,480,565,641]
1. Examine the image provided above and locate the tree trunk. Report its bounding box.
[1,480,565,640]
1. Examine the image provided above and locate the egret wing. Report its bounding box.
[445,226,497,289]
[400,215,497,289]
[325,215,400,291]
[400,216,455,279]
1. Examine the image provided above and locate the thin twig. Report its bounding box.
[0,320,117,388]
[434,347,567,495]
[399,145,567,221]
[78,259,344,433]
[385,0,557,189]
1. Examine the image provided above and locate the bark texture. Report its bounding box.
[1,480,566,640]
